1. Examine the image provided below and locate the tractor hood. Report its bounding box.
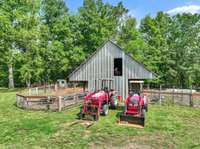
[91,91,106,98]
[130,95,140,101]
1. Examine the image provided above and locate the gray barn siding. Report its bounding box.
[68,41,155,99]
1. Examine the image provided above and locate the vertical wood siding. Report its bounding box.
[69,41,155,99]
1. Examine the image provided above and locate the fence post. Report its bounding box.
[28,88,30,95]
[147,84,149,101]
[181,86,183,101]
[58,96,62,112]
[45,83,47,93]
[16,95,19,106]
[55,84,58,92]
[189,87,193,107]
[172,86,175,104]
[73,83,76,90]
[26,97,29,108]
[147,84,150,90]
[36,87,38,95]
[159,85,162,105]
[48,85,51,92]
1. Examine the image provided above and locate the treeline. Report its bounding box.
[0,0,200,88]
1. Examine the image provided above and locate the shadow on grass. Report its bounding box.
[115,105,124,111]
[76,112,81,120]
[116,111,122,119]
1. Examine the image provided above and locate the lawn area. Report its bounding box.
[0,89,200,149]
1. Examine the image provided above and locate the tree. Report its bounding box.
[140,12,174,86]
[0,0,40,88]
[41,0,84,83]
[0,1,16,88]
[140,12,200,88]
[1,1,200,89]
[117,16,147,62]
[169,13,200,87]
[0,0,44,87]
[78,0,128,55]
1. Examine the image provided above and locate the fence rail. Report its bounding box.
[18,84,56,96]
[16,92,87,111]
[143,89,200,108]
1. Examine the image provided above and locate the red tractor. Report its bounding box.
[80,88,118,121]
[119,92,148,127]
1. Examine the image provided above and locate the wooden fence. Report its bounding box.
[17,84,56,96]
[143,89,200,107]
[16,92,87,111]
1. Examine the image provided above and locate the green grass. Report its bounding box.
[0,89,200,149]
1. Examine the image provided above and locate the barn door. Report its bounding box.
[101,79,113,90]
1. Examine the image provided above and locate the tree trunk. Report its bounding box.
[8,64,14,88]
[26,78,31,88]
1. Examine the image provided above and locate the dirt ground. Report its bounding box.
[53,87,85,96]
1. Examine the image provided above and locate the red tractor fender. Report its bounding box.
[123,96,131,114]
[139,97,144,106]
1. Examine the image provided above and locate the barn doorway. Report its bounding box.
[101,79,113,90]
[93,79,113,91]
[114,58,122,76]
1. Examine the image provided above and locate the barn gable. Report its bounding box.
[68,40,156,81]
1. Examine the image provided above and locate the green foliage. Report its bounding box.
[41,0,72,82]
[170,13,200,88]
[117,16,148,63]
[0,0,200,88]
[139,12,200,87]
[140,12,173,85]
[78,0,128,54]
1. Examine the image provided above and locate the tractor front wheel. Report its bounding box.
[80,113,85,119]
[93,114,99,121]
[110,96,118,109]
[145,104,148,112]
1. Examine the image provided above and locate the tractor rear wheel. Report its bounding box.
[102,104,109,116]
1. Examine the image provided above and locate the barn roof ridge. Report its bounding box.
[108,40,157,77]
[68,40,156,79]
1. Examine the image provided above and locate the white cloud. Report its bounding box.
[167,5,200,15]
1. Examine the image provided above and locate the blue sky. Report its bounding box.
[65,0,200,22]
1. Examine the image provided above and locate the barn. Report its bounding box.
[68,40,156,99]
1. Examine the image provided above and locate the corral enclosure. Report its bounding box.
[16,84,87,111]
[145,88,200,107]
[16,83,200,112]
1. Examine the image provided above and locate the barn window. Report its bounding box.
[114,58,122,76]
